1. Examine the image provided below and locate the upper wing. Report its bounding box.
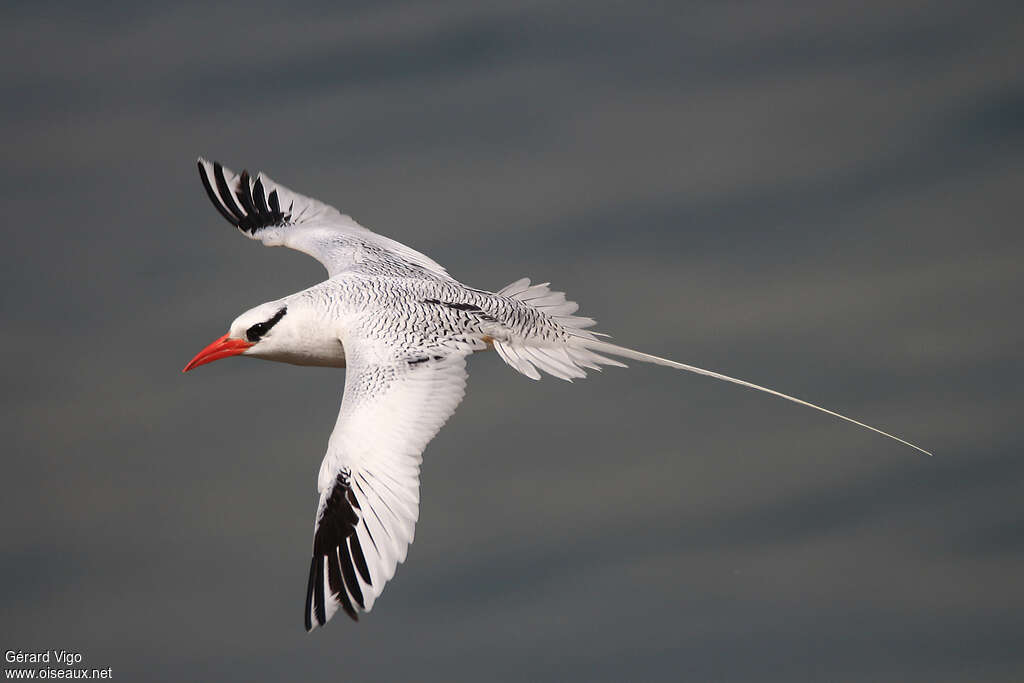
[305,339,471,630]
[197,158,451,279]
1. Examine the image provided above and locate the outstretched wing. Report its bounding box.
[197,158,451,279]
[305,339,470,630]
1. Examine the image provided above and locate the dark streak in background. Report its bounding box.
[1,1,1022,681]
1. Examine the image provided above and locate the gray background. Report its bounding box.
[3,1,1023,681]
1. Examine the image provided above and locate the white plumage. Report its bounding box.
[184,159,930,632]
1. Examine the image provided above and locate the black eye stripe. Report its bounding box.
[246,307,287,343]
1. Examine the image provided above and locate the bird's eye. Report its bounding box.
[246,307,287,343]
[246,323,268,342]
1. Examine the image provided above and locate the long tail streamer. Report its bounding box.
[583,340,932,456]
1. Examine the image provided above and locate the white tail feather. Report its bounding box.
[492,277,928,455]
[494,279,616,381]
[497,279,598,330]
[581,339,932,456]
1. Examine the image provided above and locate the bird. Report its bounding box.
[183,158,931,632]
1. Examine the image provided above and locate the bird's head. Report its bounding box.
[182,301,290,372]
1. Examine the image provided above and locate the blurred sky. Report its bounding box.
[2,1,1023,681]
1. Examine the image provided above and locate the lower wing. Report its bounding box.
[306,342,470,629]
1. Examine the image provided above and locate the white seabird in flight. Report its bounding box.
[183,159,930,631]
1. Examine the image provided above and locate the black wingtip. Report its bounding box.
[340,540,364,611]
[197,160,240,228]
[304,556,316,632]
[313,555,326,627]
[197,160,290,234]
[350,534,372,586]
[252,176,271,215]
[212,162,247,223]
[330,552,359,621]
[236,170,259,217]
[305,470,369,628]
